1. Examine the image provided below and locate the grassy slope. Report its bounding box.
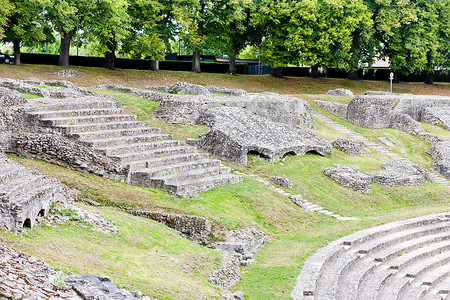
[1,63,449,96]
[1,65,449,299]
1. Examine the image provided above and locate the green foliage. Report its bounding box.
[84,0,130,54]
[372,0,450,74]
[258,0,373,70]
[122,0,166,60]
[3,0,48,45]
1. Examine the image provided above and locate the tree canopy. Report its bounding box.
[0,0,448,82]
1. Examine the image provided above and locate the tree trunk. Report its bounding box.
[424,72,433,85]
[13,40,21,65]
[347,70,359,80]
[227,54,237,75]
[310,65,319,78]
[192,49,201,73]
[58,30,75,67]
[104,51,116,69]
[150,59,159,71]
[393,70,399,84]
[270,67,283,78]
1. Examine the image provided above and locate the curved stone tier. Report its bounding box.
[292,212,450,300]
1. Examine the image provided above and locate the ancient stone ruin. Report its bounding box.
[324,160,432,194]
[0,244,148,300]
[0,78,242,196]
[292,212,450,300]
[0,152,73,232]
[326,88,354,96]
[97,83,332,166]
[316,92,450,180]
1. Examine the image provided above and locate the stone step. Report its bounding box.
[28,98,118,112]
[68,127,161,141]
[292,213,450,300]
[0,166,29,184]
[128,152,210,171]
[131,158,222,177]
[335,231,450,300]
[98,140,185,156]
[166,173,242,196]
[0,174,50,201]
[429,276,450,295]
[57,121,150,134]
[153,165,232,187]
[85,133,172,148]
[40,114,137,126]
[28,108,125,119]
[113,146,198,163]
[357,239,450,300]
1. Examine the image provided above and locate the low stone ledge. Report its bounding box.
[130,210,211,245]
[11,132,129,181]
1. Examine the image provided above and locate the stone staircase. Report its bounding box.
[26,96,242,195]
[0,153,72,231]
[291,212,450,300]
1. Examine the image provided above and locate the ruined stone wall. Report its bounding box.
[12,133,129,181]
[130,211,211,245]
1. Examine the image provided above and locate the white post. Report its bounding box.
[389,72,394,93]
[76,17,79,56]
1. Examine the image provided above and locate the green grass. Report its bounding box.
[420,122,450,139]
[0,205,221,300]
[21,92,43,99]
[95,90,209,140]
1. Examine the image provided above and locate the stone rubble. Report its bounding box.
[346,93,450,129]
[326,88,354,97]
[0,78,95,99]
[315,100,348,119]
[51,69,83,77]
[332,139,363,156]
[146,81,212,96]
[428,141,450,179]
[206,85,247,96]
[325,160,433,194]
[269,176,293,188]
[0,244,149,300]
[42,203,120,235]
[64,276,147,300]
[421,106,450,130]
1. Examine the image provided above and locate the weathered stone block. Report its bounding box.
[269,176,293,188]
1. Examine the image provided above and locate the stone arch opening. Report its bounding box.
[247,150,271,160]
[38,209,46,217]
[23,218,32,228]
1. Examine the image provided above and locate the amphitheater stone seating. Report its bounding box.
[23,94,241,195]
[0,152,73,232]
[291,212,450,300]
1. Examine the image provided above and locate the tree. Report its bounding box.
[170,0,208,73]
[0,0,13,36]
[85,0,130,69]
[371,0,450,84]
[205,0,257,74]
[256,0,372,78]
[3,0,47,65]
[122,0,166,71]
